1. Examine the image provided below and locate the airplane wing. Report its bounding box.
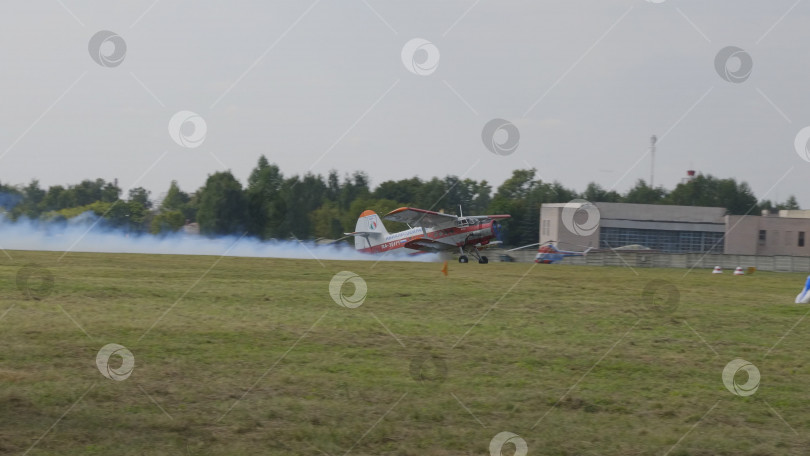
[384,207,458,229]
[466,215,511,222]
[402,238,453,252]
[340,231,369,239]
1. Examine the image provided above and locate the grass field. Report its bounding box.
[2,250,810,455]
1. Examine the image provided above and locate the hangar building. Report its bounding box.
[540,202,726,253]
[540,203,810,256]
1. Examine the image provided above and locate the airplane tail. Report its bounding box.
[346,210,390,250]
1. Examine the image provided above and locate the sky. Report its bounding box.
[1,0,809,207]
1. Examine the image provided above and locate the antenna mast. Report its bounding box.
[649,135,657,188]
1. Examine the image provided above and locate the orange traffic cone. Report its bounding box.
[441,261,448,276]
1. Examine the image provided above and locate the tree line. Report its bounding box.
[0,155,799,246]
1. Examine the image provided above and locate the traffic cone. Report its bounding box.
[441,261,448,276]
[712,266,723,274]
[734,267,744,276]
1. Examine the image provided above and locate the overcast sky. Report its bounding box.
[1,0,809,207]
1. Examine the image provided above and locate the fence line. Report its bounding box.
[491,249,810,273]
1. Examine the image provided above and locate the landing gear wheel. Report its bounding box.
[458,255,469,263]
[479,256,488,264]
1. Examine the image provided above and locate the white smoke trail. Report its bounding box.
[0,213,438,262]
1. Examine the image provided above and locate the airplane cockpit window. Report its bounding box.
[456,218,469,227]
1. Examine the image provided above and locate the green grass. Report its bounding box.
[2,250,810,455]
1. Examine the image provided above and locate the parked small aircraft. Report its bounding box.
[345,207,510,263]
[507,241,593,264]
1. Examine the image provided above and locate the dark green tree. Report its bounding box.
[160,180,195,222]
[245,156,285,238]
[310,201,344,239]
[128,187,152,209]
[101,181,121,203]
[582,182,621,203]
[339,172,371,210]
[373,177,422,205]
[326,170,341,203]
[197,171,248,235]
[0,181,23,212]
[777,195,800,210]
[11,180,46,218]
[415,177,449,211]
[667,174,758,215]
[162,180,190,211]
[150,210,186,234]
[278,173,327,238]
[623,179,668,204]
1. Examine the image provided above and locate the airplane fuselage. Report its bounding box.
[357,220,498,254]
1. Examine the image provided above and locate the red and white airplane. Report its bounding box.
[345,207,510,263]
